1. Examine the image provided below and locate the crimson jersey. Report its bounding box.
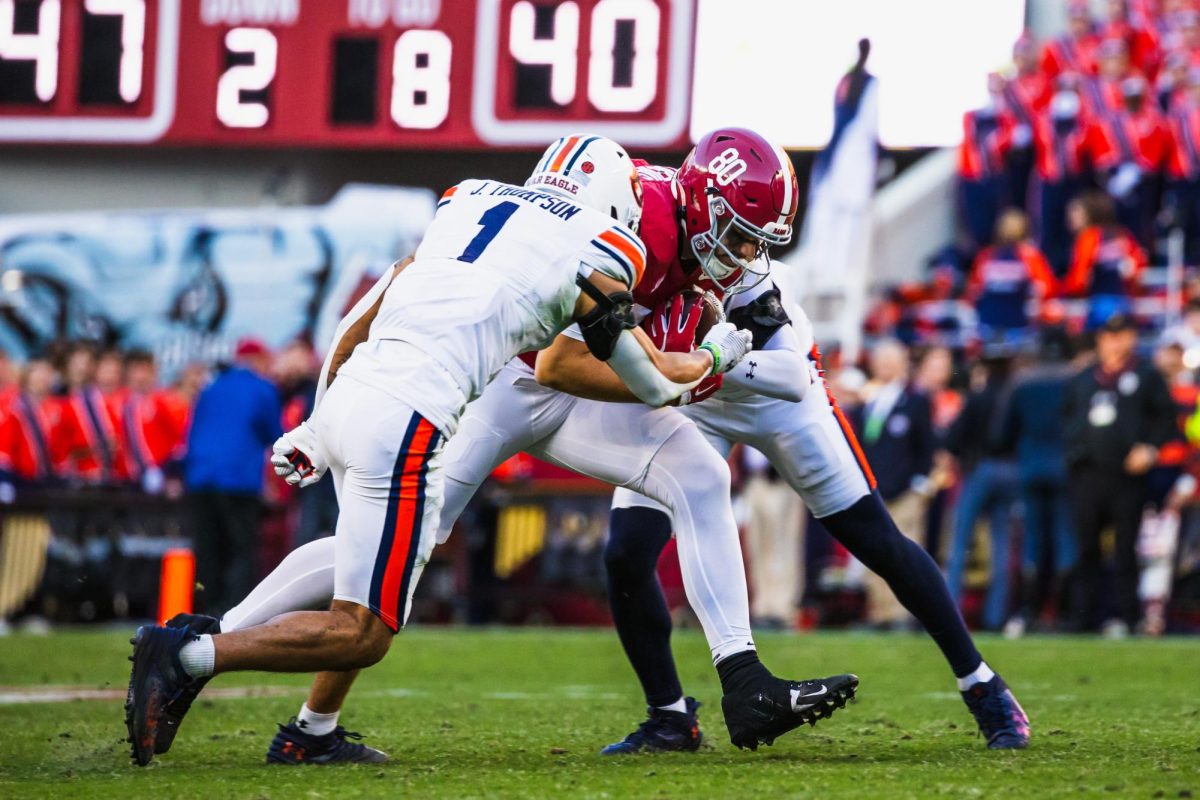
[517,160,713,369]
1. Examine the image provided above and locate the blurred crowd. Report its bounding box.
[886,0,1200,348]
[0,339,337,621]
[763,316,1199,639]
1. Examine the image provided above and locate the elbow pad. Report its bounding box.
[728,287,791,350]
[575,275,636,360]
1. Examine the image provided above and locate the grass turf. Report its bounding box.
[0,628,1197,799]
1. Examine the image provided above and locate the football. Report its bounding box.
[686,287,724,344]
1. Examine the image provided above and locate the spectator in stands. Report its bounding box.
[185,338,281,616]
[994,331,1079,636]
[1155,49,1190,112]
[966,208,1058,346]
[1042,0,1101,80]
[958,73,1014,251]
[112,350,185,493]
[1100,0,1161,78]
[1004,35,1051,210]
[1062,190,1149,329]
[1032,81,1092,275]
[1063,313,1175,635]
[854,340,936,628]
[1163,297,1200,358]
[1084,38,1140,113]
[1166,67,1200,260]
[1089,76,1173,250]
[274,339,338,547]
[741,445,804,630]
[56,343,115,485]
[914,345,962,560]
[0,358,63,488]
[944,354,1020,631]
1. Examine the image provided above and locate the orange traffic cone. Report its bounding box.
[158,548,195,624]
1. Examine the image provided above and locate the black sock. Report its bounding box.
[823,493,984,678]
[715,650,772,697]
[605,508,684,708]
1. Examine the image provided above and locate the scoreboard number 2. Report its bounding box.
[217,27,277,128]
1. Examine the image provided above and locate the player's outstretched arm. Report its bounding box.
[566,272,750,407]
[720,321,811,403]
[313,256,412,410]
[534,334,641,403]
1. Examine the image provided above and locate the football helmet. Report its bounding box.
[526,134,644,233]
[676,128,799,293]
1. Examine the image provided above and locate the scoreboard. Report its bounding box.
[0,0,695,148]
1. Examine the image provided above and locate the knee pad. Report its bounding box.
[605,507,673,578]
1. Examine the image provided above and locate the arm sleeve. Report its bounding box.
[720,321,811,403]
[607,329,704,407]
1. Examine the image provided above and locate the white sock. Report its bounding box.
[179,634,215,679]
[956,661,995,691]
[296,703,340,736]
[656,697,688,714]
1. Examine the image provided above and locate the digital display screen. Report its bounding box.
[0,0,695,148]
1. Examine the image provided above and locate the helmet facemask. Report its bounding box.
[690,187,791,294]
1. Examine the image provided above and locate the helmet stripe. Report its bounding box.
[562,136,600,174]
[770,140,795,229]
[549,135,582,172]
[537,138,566,173]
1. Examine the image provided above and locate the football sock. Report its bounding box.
[657,697,688,714]
[716,650,772,698]
[220,537,337,632]
[640,426,754,663]
[822,492,984,679]
[179,634,215,679]
[296,703,340,737]
[605,507,685,709]
[955,662,995,691]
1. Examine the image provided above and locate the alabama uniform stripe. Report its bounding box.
[368,413,442,631]
[812,345,877,490]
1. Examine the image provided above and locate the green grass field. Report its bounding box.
[0,628,1197,799]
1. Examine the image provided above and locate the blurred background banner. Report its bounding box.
[0,185,433,377]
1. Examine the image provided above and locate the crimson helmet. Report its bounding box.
[675,128,799,293]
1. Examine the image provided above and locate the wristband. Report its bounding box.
[697,342,720,376]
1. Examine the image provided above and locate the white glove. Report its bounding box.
[698,322,753,375]
[271,420,327,488]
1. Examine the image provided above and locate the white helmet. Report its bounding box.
[526,134,644,233]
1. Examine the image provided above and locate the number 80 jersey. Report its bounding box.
[343,179,646,434]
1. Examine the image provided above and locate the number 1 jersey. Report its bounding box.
[338,179,645,435]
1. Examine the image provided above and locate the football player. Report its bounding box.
[204,126,1029,754]
[156,130,860,763]
[123,135,761,767]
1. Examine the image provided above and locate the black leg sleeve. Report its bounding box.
[605,507,683,708]
[823,493,984,678]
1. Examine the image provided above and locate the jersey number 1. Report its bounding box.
[457,201,520,263]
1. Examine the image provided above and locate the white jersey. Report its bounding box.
[339,179,645,435]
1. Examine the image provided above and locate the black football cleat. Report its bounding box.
[600,697,703,755]
[124,624,201,766]
[961,674,1031,749]
[154,613,220,754]
[721,673,858,750]
[266,718,389,765]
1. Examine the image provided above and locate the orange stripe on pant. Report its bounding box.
[376,418,439,630]
[812,345,878,491]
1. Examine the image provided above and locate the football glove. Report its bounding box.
[644,292,705,353]
[271,421,327,488]
[698,322,753,375]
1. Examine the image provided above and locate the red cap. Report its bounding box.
[234,337,270,359]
